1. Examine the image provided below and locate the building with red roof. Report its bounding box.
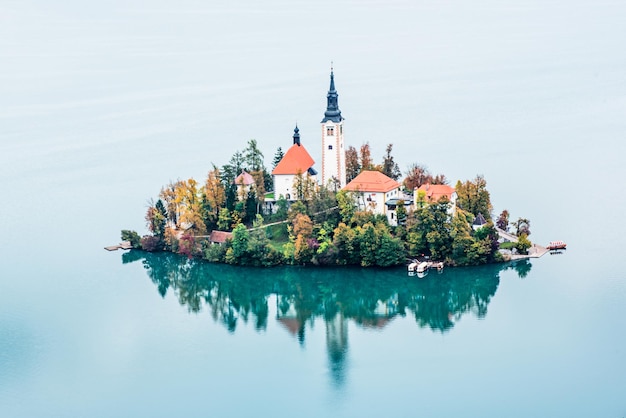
[343,170,401,222]
[271,126,317,201]
[415,183,457,215]
[234,170,256,200]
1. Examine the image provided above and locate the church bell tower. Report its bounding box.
[321,68,346,189]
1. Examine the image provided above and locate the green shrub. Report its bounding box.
[121,230,141,248]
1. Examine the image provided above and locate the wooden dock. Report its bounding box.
[104,241,133,251]
[508,244,549,260]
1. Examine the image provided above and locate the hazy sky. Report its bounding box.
[1,0,625,234]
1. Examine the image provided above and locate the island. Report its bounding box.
[119,70,538,268]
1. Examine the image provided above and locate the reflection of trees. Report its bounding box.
[122,251,529,385]
[123,251,520,335]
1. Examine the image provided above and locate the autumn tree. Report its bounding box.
[292,213,313,239]
[159,182,180,226]
[345,145,360,183]
[359,142,374,171]
[293,171,316,202]
[455,175,493,220]
[203,165,226,228]
[404,163,432,191]
[174,178,206,235]
[496,210,510,231]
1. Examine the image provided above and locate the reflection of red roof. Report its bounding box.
[272,143,315,175]
[209,230,233,244]
[343,170,400,193]
[234,171,255,185]
[417,184,455,202]
[277,318,302,336]
[356,317,394,329]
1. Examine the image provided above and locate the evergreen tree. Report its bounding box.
[381,143,401,180]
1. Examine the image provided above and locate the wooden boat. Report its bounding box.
[546,241,567,250]
[416,262,429,273]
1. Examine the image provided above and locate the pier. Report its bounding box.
[104,241,132,251]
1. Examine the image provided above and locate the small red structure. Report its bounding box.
[547,241,567,250]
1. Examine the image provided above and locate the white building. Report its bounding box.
[343,170,401,224]
[321,69,346,189]
[271,126,317,201]
[415,184,458,215]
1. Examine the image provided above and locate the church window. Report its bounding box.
[328,145,333,150]
[327,126,334,136]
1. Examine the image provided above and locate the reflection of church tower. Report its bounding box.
[321,68,346,189]
[325,311,348,387]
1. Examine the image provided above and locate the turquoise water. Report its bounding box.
[1,0,626,416]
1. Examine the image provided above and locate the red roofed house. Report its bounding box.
[234,170,256,201]
[208,230,233,245]
[343,170,401,223]
[272,126,317,201]
[415,184,457,215]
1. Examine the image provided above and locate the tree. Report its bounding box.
[292,213,313,239]
[159,182,179,226]
[333,222,359,265]
[455,175,493,220]
[404,163,432,191]
[145,199,167,241]
[121,230,141,248]
[395,200,407,226]
[359,142,374,171]
[217,208,232,231]
[345,145,360,182]
[272,147,284,169]
[431,174,448,185]
[204,165,226,227]
[174,178,206,235]
[226,223,250,264]
[293,234,314,265]
[243,139,264,172]
[336,190,355,224]
[512,217,531,237]
[496,210,510,231]
[374,223,405,267]
[293,171,316,202]
[516,233,532,254]
[381,143,401,180]
[358,223,379,267]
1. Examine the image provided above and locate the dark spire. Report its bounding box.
[293,124,301,146]
[321,67,343,123]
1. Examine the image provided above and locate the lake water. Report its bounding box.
[1,0,625,416]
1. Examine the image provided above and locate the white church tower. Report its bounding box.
[321,68,346,189]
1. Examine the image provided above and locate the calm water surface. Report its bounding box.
[1,0,625,417]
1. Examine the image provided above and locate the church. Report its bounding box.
[268,68,402,224]
[270,68,347,200]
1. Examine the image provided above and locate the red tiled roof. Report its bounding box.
[209,230,233,244]
[272,143,315,175]
[234,171,255,186]
[417,184,456,202]
[343,170,400,193]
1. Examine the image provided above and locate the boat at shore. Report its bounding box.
[408,260,444,276]
[546,241,567,250]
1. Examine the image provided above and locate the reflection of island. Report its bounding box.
[122,251,530,386]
